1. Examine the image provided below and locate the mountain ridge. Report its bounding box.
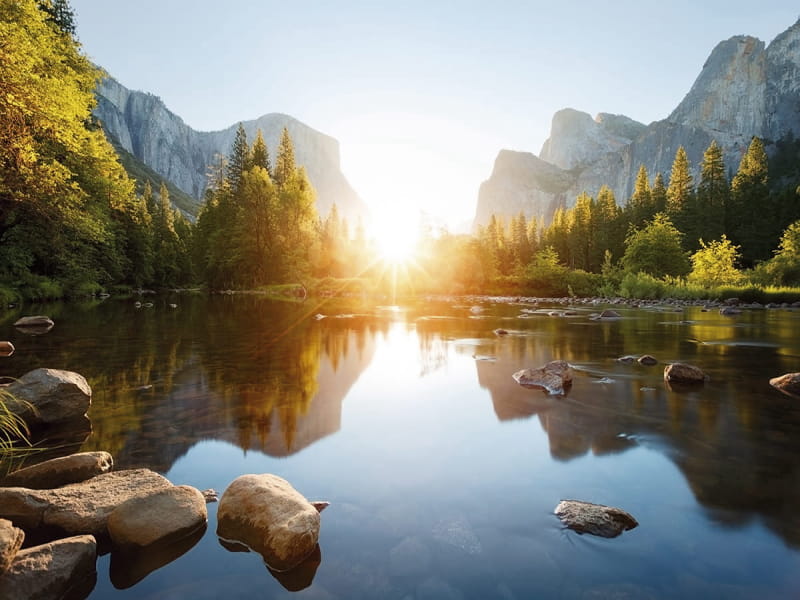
[475,18,800,228]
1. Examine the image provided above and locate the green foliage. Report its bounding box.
[688,235,744,287]
[522,247,570,296]
[621,214,690,278]
[0,389,32,463]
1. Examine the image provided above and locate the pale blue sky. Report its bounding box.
[70,1,799,228]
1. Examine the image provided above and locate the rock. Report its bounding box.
[638,354,658,366]
[554,500,638,538]
[3,368,91,426]
[770,373,800,398]
[0,341,13,357]
[310,501,330,513]
[13,315,54,328]
[0,534,96,600]
[108,485,207,551]
[664,362,707,385]
[2,451,113,490]
[216,474,320,571]
[201,488,218,503]
[267,544,322,592]
[0,468,173,535]
[512,360,573,395]
[598,309,622,319]
[724,297,740,306]
[719,306,742,316]
[0,519,24,575]
[617,355,637,364]
[493,328,509,336]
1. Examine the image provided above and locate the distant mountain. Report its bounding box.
[475,18,800,228]
[94,76,368,220]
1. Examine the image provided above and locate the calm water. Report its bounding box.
[2,295,800,599]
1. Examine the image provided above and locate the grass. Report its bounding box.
[0,389,32,469]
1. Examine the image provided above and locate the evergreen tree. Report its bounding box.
[251,129,272,174]
[226,123,250,194]
[593,185,623,270]
[729,137,773,264]
[627,165,652,227]
[696,140,728,243]
[650,173,668,214]
[274,127,296,187]
[666,146,696,247]
[37,0,76,37]
[567,192,594,271]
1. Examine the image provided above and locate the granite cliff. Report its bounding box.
[475,19,800,227]
[94,76,367,220]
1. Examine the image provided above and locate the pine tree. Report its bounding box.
[697,140,728,242]
[37,0,76,37]
[567,192,594,270]
[593,185,622,270]
[274,127,296,187]
[666,146,696,247]
[226,123,250,194]
[627,165,652,227]
[729,137,772,264]
[251,129,272,174]
[651,173,667,214]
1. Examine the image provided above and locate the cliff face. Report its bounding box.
[95,77,367,220]
[475,19,800,228]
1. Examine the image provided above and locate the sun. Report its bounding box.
[371,210,419,264]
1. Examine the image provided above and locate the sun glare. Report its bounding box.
[371,211,419,264]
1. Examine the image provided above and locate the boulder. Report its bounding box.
[0,341,13,357]
[616,355,637,364]
[719,306,741,316]
[512,360,573,395]
[664,362,707,385]
[638,354,658,366]
[0,519,24,575]
[3,369,91,426]
[216,474,320,571]
[0,468,173,536]
[13,315,54,328]
[770,373,800,398]
[108,485,207,550]
[2,451,113,490]
[554,500,638,538]
[0,534,96,600]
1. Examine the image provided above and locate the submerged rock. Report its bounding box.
[0,468,172,536]
[554,500,638,538]
[13,315,54,329]
[719,306,742,316]
[3,369,92,426]
[2,451,113,490]
[512,360,573,395]
[664,362,707,385]
[493,328,509,336]
[0,519,24,575]
[0,534,97,600]
[108,485,207,551]
[617,355,637,364]
[770,373,800,398]
[598,309,622,319]
[638,354,658,366]
[217,474,320,571]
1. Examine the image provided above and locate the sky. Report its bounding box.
[70,1,799,231]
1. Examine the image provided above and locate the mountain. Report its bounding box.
[475,18,800,228]
[94,76,367,220]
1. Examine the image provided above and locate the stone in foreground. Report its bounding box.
[3,368,92,426]
[770,373,800,398]
[217,474,320,571]
[0,534,96,600]
[0,468,172,536]
[2,451,113,490]
[13,315,54,329]
[0,341,14,357]
[512,360,573,395]
[664,362,707,385]
[554,500,638,538]
[108,485,207,550]
[0,519,24,575]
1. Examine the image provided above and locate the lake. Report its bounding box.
[2,295,800,599]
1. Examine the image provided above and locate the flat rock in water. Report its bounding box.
[638,354,658,366]
[512,360,573,395]
[617,355,637,364]
[2,451,113,490]
[770,372,800,398]
[216,473,320,572]
[598,309,622,319]
[108,485,207,550]
[0,534,97,600]
[13,315,54,328]
[0,518,24,575]
[4,368,91,426]
[0,468,173,536]
[664,362,707,384]
[554,500,638,538]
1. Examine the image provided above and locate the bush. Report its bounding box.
[0,286,21,307]
[618,272,667,299]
